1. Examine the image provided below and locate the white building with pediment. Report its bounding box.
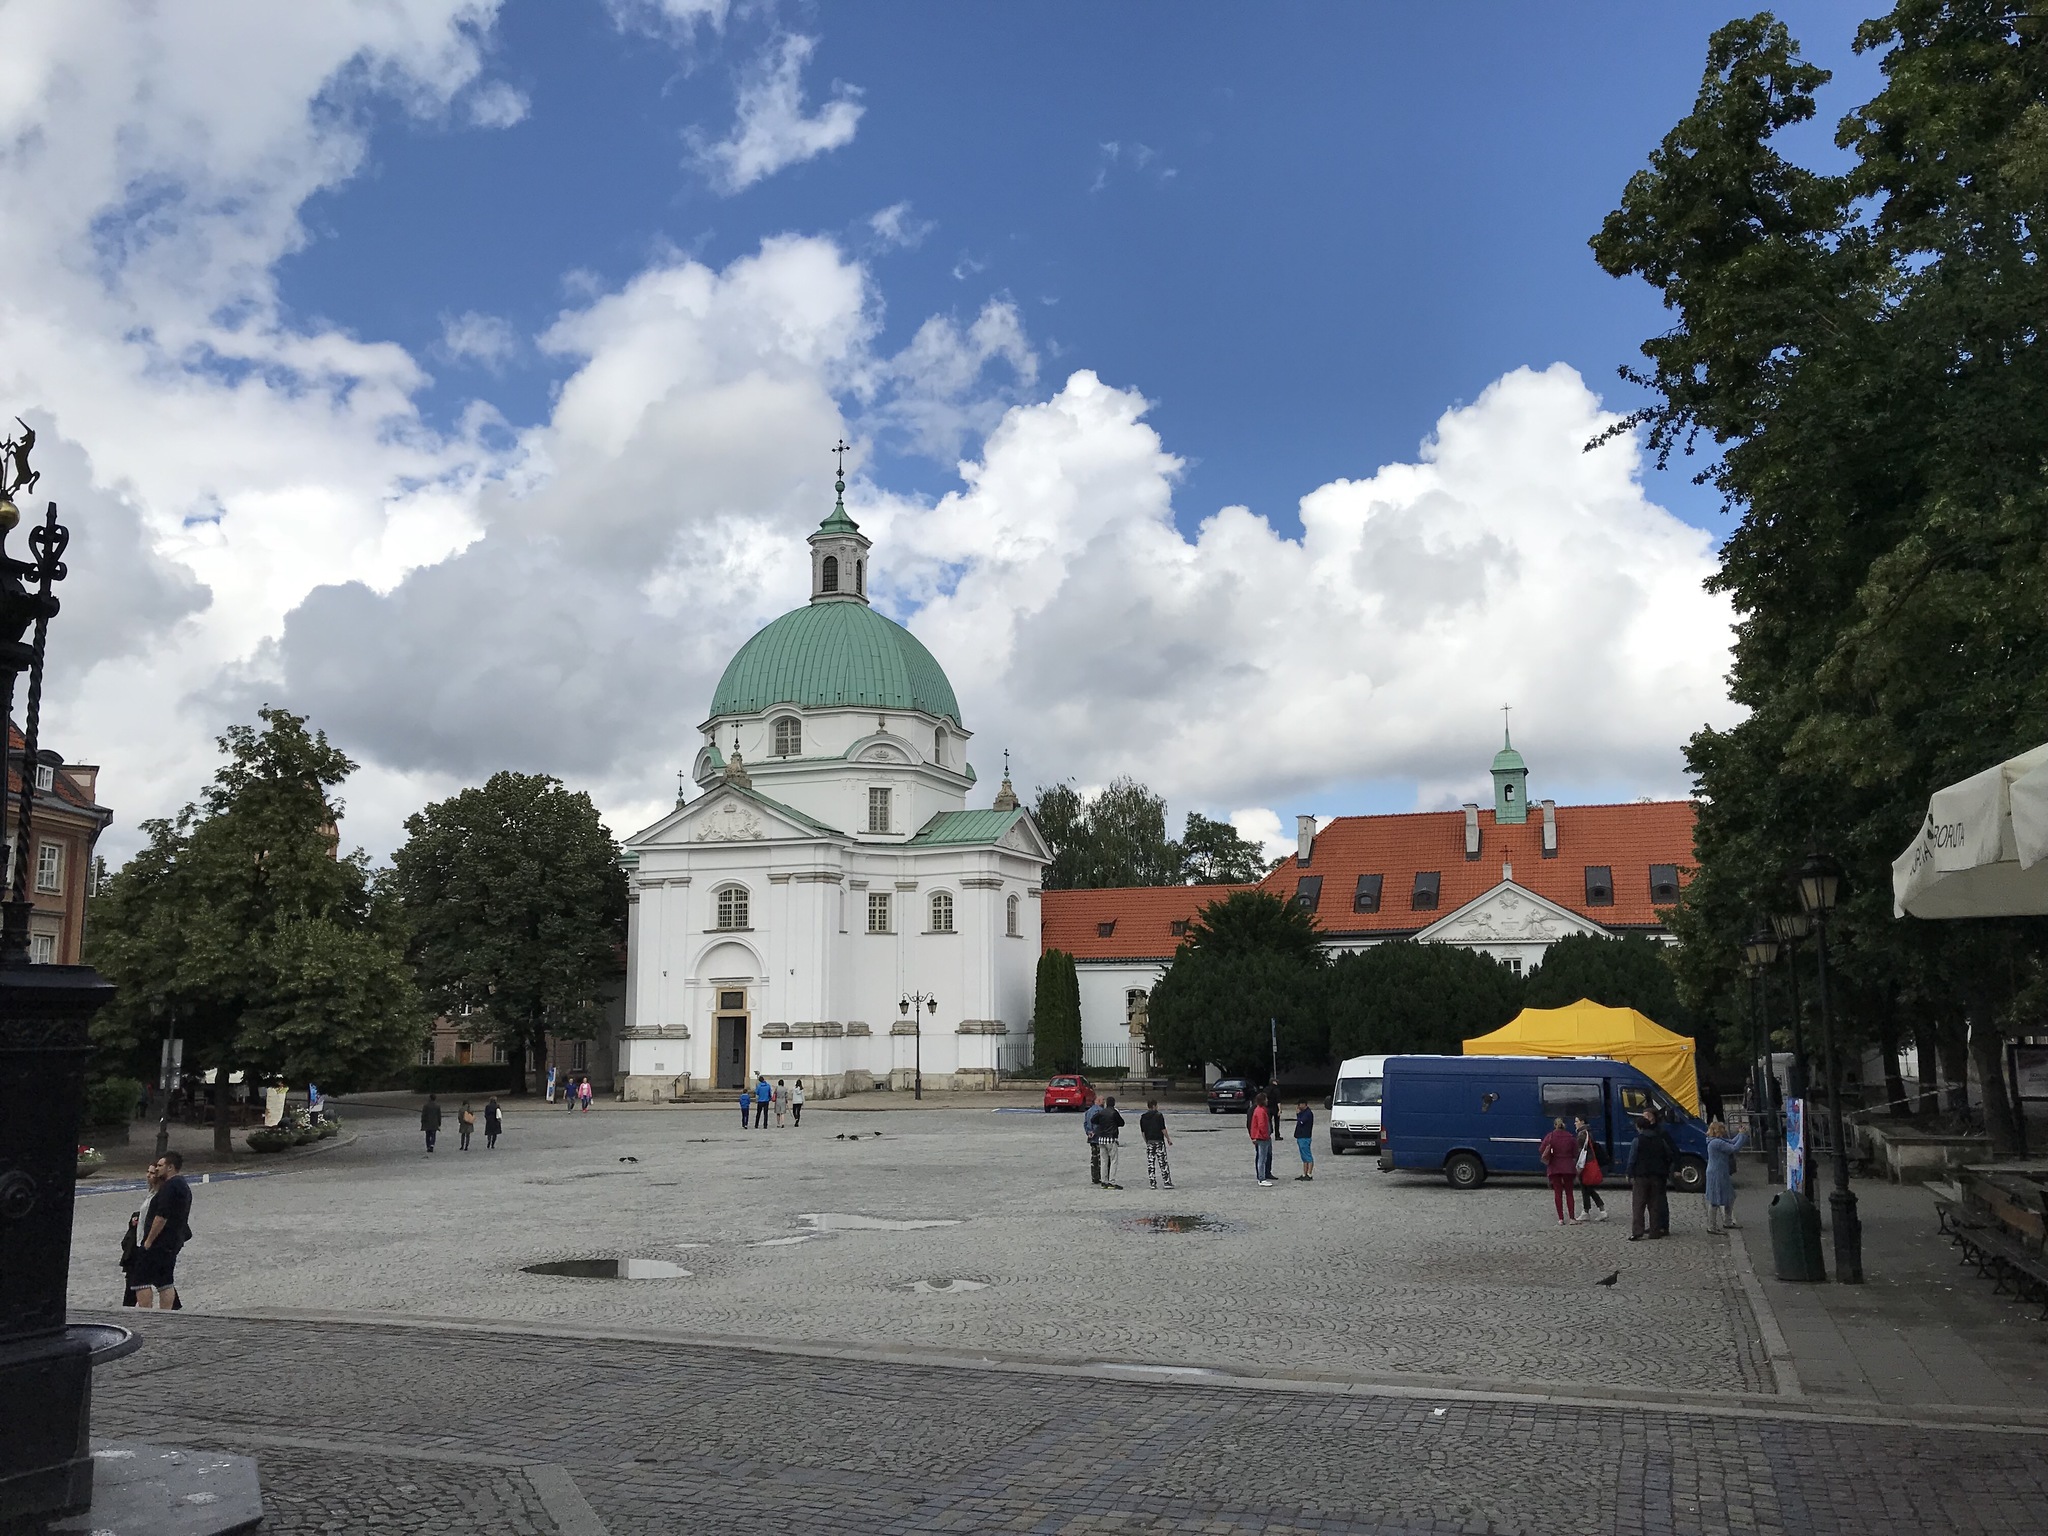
[616,478,1050,1100]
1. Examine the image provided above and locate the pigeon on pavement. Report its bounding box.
[1596,1270,1620,1287]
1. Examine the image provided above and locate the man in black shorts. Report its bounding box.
[133,1150,192,1309]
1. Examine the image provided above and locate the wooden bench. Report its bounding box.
[1947,1216,2048,1319]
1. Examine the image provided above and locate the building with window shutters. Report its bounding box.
[615,477,1050,1100]
[1045,730,1694,1064]
[5,728,112,966]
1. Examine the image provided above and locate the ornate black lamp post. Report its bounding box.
[1744,927,1784,1183]
[899,992,937,1100]
[1768,907,1811,1100]
[0,425,129,1526]
[1794,849,1862,1284]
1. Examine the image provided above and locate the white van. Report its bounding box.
[1328,1054,1388,1154]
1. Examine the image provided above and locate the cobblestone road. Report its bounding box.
[88,1312,2048,1535]
[71,1102,1772,1395]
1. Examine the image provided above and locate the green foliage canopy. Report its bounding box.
[1521,933,1689,1034]
[1147,890,1327,1077]
[89,708,424,1123]
[388,771,627,1093]
[1032,948,1083,1072]
[1325,942,1524,1060]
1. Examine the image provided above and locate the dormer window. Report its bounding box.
[1411,871,1440,911]
[1649,864,1680,905]
[1354,875,1383,913]
[1097,920,1116,938]
[822,555,839,593]
[774,717,801,757]
[1294,876,1323,912]
[1585,866,1615,907]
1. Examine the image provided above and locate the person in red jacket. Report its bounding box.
[1539,1117,1581,1224]
[1248,1092,1276,1186]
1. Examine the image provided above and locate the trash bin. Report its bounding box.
[1768,1189,1826,1281]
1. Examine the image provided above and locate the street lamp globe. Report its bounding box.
[899,997,909,1015]
[1744,929,1779,968]
[1769,908,1811,943]
[1793,851,1844,917]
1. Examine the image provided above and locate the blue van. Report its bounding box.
[1376,1054,1707,1193]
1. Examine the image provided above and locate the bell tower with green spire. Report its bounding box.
[1491,710,1529,824]
[810,439,871,605]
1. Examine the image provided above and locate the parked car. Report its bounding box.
[1327,1054,1388,1154]
[1206,1076,1261,1115]
[1043,1075,1097,1112]
[1377,1054,1707,1191]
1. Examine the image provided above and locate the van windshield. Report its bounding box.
[1335,1076,1381,1107]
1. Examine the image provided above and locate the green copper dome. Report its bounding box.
[1491,742,1526,772]
[710,601,961,724]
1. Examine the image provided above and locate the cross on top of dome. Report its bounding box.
[811,439,869,602]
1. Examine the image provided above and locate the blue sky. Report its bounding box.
[12,2,1892,857]
[282,3,1880,543]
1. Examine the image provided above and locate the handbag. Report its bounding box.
[1581,1155,1605,1189]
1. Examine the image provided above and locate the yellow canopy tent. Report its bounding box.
[1463,999,1700,1116]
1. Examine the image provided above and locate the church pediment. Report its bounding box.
[1414,881,1605,945]
[628,785,841,849]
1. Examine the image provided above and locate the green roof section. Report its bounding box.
[906,808,1027,846]
[816,489,861,536]
[711,601,962,724]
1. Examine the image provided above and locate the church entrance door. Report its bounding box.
[715,1015,747,1089]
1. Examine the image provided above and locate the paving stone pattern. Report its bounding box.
[70,1105,1771,1394]
[90,1313,2048,1535]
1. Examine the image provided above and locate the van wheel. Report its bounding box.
[1445,1152,1486,1190]
[1671,1156,1706,1195]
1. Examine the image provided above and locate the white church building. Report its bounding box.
[616,478,1050,1100]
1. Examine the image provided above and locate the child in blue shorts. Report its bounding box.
[1293,1101,1316,1181]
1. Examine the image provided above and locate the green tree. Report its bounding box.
[1594,3,2048,1149]
[1179,812,1268,884]
[1032,948,1083,1071]
[89,707,424,1149]
[1522,933,1690,1033]
[1032,777,1182,889]
[388,771,628,1095]
[1325,942,1524,1060]
[1146,890,1327,1077]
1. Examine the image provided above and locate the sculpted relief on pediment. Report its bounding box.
[1440,890,1578,943]
[695,799,766,843]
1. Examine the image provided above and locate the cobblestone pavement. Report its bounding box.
[87,1312,2048,1535]
[70,1102,1772,1396]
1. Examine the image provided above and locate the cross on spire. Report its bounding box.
[833,438,851,486]
[1501,703,1512,747]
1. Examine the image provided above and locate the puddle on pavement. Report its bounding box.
[522,1257,689,1280]
[899,1277,989,1294]
[750,1212,963,1248]
[1116,1214,1241,1235]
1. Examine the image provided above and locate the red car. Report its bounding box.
[1042,1075,1097,1112]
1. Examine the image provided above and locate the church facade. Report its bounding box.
[616,478,1050,1100]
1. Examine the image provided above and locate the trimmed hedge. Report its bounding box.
[406,1064,519,1094]
[85,1076,144,1128]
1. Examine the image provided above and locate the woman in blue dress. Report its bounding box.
[1705,1119,1747,1233]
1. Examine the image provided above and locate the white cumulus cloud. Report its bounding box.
[867,201,934,250]
[465,79,529,129]
[692,34,863,194]
[439,310,520,370]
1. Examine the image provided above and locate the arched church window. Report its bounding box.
[856,559,864,594]
[822,555,839,593]
[774,717,801,756]
[715,885,750,930]
[1006,893,1020,937]
[930,891,955,933]
[932,727,943,764]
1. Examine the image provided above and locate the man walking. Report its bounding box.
[1249,1091,1275,1186]
[421,1092,443,1153]
[1083,1097,1103,1185]
[483,1096,502,1149]
[753,1075,771,1128]
[1139,1098,1173,1189]
[1095,1096,1126,1189]
[132,1151,192,1310]
[1292,1099,1316,1181]
[1628,1107,1677,1240]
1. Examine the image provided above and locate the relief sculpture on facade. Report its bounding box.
[695,800,766,842]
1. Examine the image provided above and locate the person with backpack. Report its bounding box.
[1094,1096,1126,1189]
[1139,1099,1173,1190]
[1248,1092,1275,1186]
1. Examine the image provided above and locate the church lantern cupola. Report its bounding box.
[810,440,871,605]
[1491,721,1529,825]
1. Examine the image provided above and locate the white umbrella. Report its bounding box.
[1893,743,2048,918]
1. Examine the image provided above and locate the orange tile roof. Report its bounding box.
[5,724,101,814]
[1255,801,1697,936]
[1042,885,1254,962]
